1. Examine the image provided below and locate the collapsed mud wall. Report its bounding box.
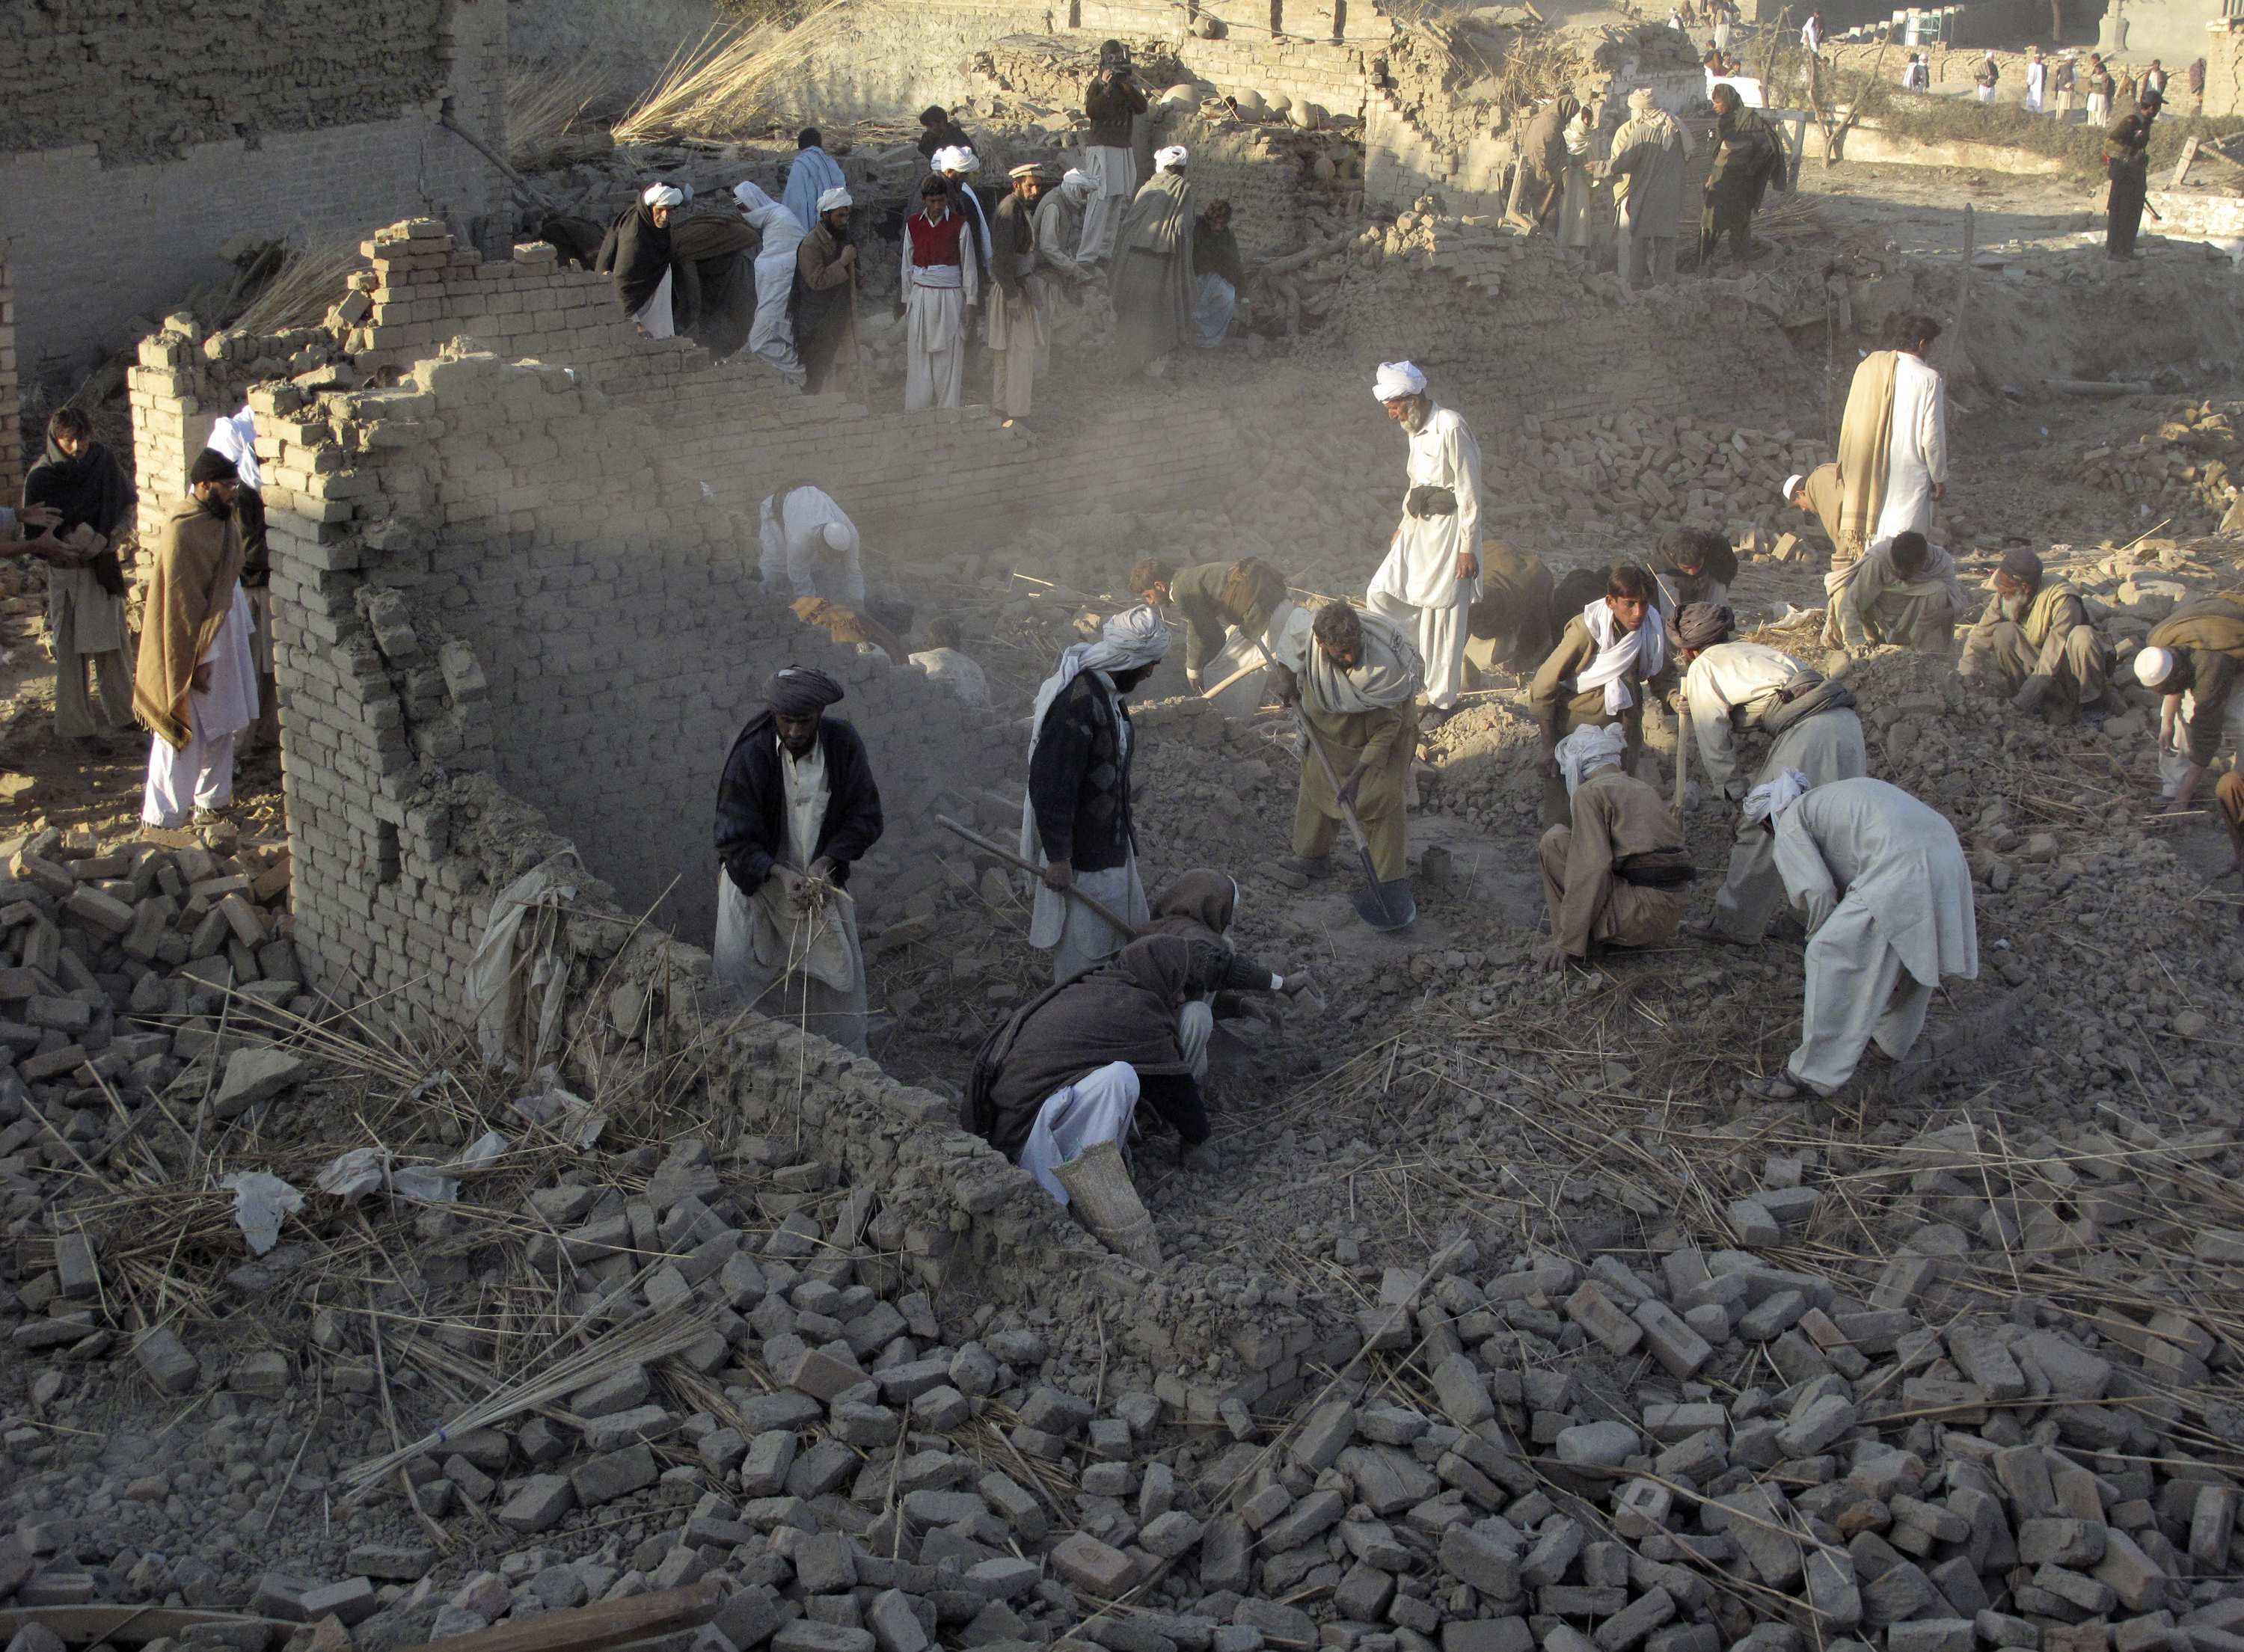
[0,0,507,378]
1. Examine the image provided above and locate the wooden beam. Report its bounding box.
[0,1609,296,1647]
[392,1579,725,1652]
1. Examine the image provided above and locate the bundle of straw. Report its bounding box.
[334,1305,705,1505]
[612,0,854,144]
[229,242,365,337]
[509,56,610,166]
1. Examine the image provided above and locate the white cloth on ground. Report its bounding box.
[1576,600,1668,713]
[783,147,847,232]
[910,647,991,707]
[466,858,580,1067]
[141,583,257,827]
[758,486,865,605]
[631,267,676,339]
[1875,351,1947,541]
[1018,1061,1141,1203]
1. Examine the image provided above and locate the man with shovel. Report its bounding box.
[1272,601,1423,927]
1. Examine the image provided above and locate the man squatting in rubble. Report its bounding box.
[1532,563,1667,825]
[1130,556,1291,693]
[1739,773,1978,1108]
[1022,607,1171,983]
[1533,722,1690,971]
[2136,587,2244,815]
[1368,360,1482,725]
[1670,602,1866,945]
[1272,601,1424,894]
[713,667,884,1055]
[1958,547,2114,720]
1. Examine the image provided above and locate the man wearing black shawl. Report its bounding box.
[712,667,884,1054]
[23,408,137,742]
[596,184,684,336]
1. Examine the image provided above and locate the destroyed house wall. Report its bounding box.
[0,0,506,377]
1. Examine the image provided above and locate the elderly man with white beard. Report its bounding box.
[1367,360,1482,725]
[1958,547,2112,719]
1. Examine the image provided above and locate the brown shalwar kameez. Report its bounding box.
[1538,768,1687,957]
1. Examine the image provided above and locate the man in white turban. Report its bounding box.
[758,485,863,607]
[1743,775,1978,1108]
[597,184,683,337]
[1533,722,1690,971]
[1369,360,1482,726]
[733,180,808,386]
[1109,147,1195,377]
[2139,590,2244,813]
[1607,87,1695,288]
[1035,168,1103,289]
[933,144,995,268]
[791,185,857,393]
[1023,605,1171,982]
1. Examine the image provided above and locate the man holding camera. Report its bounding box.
[1079,40,1149,265]
[1367,360,1482,724]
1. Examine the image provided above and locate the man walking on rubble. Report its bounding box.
[2106,90,2160,260]
[713,666,884,1054]
[1534,722,1691,971]
[1079,40,1150,265]
[1741,773,1977,1109]
[136,452,257,829]
[1369,360,1481,725]
[1131,556,1293,695]
[1701,85,1784,270]
[1516,96,1581,235]
[1271,601,1423,907]
[1670,602,1866,945]
[1607,87,1694,288]
[1532,563,1667,823]
[2136,588,2244,815]
[1958,547,2113,719]
[782,128,847,233]
[1023,606,1171,983]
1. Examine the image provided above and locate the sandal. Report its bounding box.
[1739,1072,1806,1104]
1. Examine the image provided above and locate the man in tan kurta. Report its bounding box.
[1958,547,2111,716]
[136,454,257,827]
[1786,465,1846,556]
[1534,723,1689,970]
[1531,563,1667,825]
[1273,601,1423,885]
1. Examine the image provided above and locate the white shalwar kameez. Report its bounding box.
[901,221,978,412]
[2025,61,2047,111]
[1771,777,1978,1095]
[143,583,257,828]
[1874,351,1947,542]
[711,734,870,1055]
[735,184,808,385]
[632,268,677,340]
[1367,404,1483,712]
[758,486,865,606]
[1018,1061,1140,1204]
[1686,641,1868,942]
[1076,144,1138,263]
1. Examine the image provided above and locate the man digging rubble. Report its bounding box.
[1741,773,1978,1111]
[758,484,865,609]
[1533,722,1691,971]
[1670,601,1866,946]
[1023,606,1171,983]
[1129,555,1292,695]
[1271,600,1423,901]
[1369,359,1482,725]
[2137,586,2244,814]
[1958,547,2115,721]
[713,666,884,1054]
[1829,529,1965,655]
[1532,563,1667,825]
[135,450,257,830]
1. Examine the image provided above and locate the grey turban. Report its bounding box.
[766,666,845,716]
[1675,602,1735,651]
[1999,547,2044,586]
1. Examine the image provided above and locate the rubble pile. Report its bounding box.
[2076,404,2244,537]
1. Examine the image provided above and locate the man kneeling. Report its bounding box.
[969,934,1301,1194]
[1533,723,1691,971]
[1958,547,2112,718]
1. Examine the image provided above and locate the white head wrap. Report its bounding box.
[1020,605,1174,876]
[816,185,853,213]
[1743,768,1812,826]
[1555,723,1628,799]
[932,144,978,174]
[203,404,260,493]
[1782,473,1806,501]
[1628,86,1657,111]
[1373,360,1428,402]
[1061,168,1097,198]
[1154,144,1189,171]
[643,184,686,209]
[821,521,856,555]
[2134,645,2178,688]
[733,179,777,212]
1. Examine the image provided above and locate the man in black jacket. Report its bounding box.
[1079,40,1148,264]
[713,666,885,1052]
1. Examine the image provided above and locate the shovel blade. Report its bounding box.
[1353,876,1417,932]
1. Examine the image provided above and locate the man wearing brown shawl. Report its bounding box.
[1516,96,1581,233]
[1109,147,1196,378]
[136,452,257,829]
[1274,601,1424,891]
[1535,722,1690,970]
[23,408,136,743]
[1147,868,1311,1079]
[1959,547,2112,717]
[1833,314,1947,559]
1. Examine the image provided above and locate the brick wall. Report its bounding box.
[1,0,506,380]
[0,244,19,508]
